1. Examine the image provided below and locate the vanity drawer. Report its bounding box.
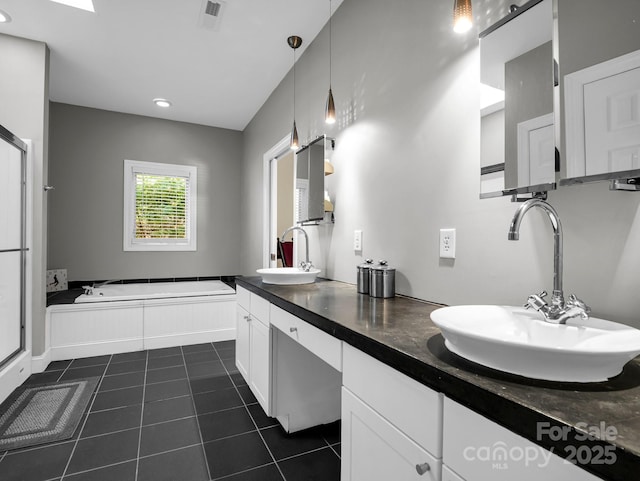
[250,292,270,325]
[270,304,342,371]
[236,285,250,311]
[343,343,443,458]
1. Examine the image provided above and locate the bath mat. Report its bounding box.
[0,377,98,451]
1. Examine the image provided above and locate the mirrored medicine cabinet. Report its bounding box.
[295,135,333,223]
[480,0,640,198]
[479,0,556,199]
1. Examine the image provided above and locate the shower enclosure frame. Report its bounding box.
[0,124,27,370]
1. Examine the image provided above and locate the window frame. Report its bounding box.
[123,159,197,252]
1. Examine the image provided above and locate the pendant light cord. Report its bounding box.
[329,0,332,89]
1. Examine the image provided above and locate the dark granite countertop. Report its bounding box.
[237,276,640,481]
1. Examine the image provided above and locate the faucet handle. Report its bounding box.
[524,292,548,311]
[567,294,591,318]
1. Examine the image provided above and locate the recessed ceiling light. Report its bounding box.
[153,98,172,108]
[0,9,12,23]
[50,0,95,13]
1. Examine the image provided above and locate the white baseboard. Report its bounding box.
[0,352,32,404]
[31,350,52,373]
[144,329,236,350]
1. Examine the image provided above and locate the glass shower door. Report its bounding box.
[0,125,26,368]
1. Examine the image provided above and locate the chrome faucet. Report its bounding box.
[508,199,590,324]
[82,279,117,296]
[281,226,313,272]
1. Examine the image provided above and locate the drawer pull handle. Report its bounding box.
[289,327,298,333]
[415,462,430,475]
[244,315,251,321]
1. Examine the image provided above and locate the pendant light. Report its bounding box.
[288,35,303,150]
[325,0,336,124]
[453,0,473,33]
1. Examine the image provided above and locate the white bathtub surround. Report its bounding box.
[45,281,236,362]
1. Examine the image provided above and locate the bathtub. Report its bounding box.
[45,280,237,361]
[75,280,235,303]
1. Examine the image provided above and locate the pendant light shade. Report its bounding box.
[291,120,299,150]
[325,0,336,124]
[288,35,303,150]
[325,88,336,124]
[453,0,473,33]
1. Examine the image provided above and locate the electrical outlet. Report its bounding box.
[354,230,363,252]
[439,228,456,259]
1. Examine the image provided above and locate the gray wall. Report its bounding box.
[240,0,640,327]
[48,103,243,281]
[0,34,49,356]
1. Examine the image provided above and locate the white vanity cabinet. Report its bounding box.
[235,285,272,415]
[341,344,443,481]
[443,397,601,481]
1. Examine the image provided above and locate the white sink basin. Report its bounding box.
[256,267,321,285]
[430,305,640,382]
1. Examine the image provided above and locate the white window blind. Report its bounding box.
[123,160,197,251]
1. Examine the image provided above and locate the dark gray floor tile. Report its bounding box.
[184,350,219,365]
[230,372,247,387]
[193,387,243,415]
[278,446,340,480]
[91,385,143,411]
[213,340,235,350]
[222,358,239,373]
[217,463,284,481]
[45,360,72,371]
[0,441,74,481]
[24,371,62,385]
[236,385,258,405]
[66,429,139,475]
[147,354,183,370]
[144,378,191,402]
[204,431,272,479]
[260,425,328,461]
[189,373,233,394]
[148,347,182,359]
[81,404,142,438]
[62,460,136,481]
[99,371,145,392]
[145,365,187,384]
[69,355,111,368]
[60,365,106,381]
[138,445,209,481]
[182,343,214,354]
[248,403,279,429]
[186,360,226,379]
[105,359,146,375]
[142,396,194,425]
[215,347,235,360]
[139,417,201,456]
[111,351,147,363]
[321,420,341,445]
[198,406,256,442]
[330,442,341,457]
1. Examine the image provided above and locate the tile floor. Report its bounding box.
[0,341,341,481]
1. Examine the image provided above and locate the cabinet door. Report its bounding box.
[342,388,441,481]
[249,317,271,415]
[235,304,250,382]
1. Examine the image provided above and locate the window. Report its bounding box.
[123,160,197,251]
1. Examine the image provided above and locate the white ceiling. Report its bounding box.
[0,0,343,131]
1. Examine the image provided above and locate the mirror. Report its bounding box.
[296,135,327,223]
[559,0,640,188]
[479,0,556,198]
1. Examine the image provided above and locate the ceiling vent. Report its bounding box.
[198,0,226,31]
